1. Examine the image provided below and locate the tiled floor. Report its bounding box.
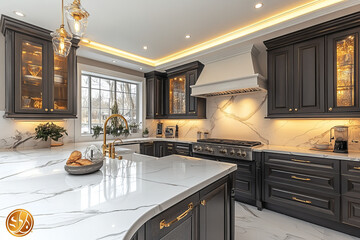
[235,202,360,240]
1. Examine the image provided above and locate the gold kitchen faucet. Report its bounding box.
[102,114,128,159]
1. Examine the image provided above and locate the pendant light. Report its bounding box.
[51,0,72,57]
[64,0,90,39]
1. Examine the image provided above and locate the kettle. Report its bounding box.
[330,126,349,153]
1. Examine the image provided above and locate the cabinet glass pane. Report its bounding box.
[169,75,186,114]
[21,41,43,110]
[336,35,355,107]
[54,54,68,110]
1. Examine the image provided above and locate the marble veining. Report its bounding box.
[0,143,236,240]
[235,202,359,240]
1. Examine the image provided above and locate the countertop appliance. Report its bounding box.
[330,125,349,153]
[165,126,176,138]
[192,138,262,161]
[156,122,163,138]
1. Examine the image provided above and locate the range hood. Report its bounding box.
[191,45,266,97]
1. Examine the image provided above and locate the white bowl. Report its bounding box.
[315,143,330,150]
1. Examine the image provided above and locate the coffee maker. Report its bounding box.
[156,122,163,138]
[330,126,349,153]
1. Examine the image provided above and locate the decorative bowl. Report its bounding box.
[64,158,104,175]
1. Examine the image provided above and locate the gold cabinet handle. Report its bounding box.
[45,108,48,112]
[289,108,293,112]
[354,166,360,170]
[160,203,194,229]
[201,200,206,206]
[291,175,311,181]
[294,108,298,112]
[50,109,54,112]
[329,107,333,111]
[292,197,311,204]
[291,158,311,164]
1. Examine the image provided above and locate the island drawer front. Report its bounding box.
[264,163,340,193]
[341,161,360,176]
[146,192,199,239]
[342,196,360,228]
[265,153,340,173]
[342,175,360,198]
[264,181,340,221]
[174,143,191,156]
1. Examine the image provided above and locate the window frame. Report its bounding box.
[80,72,141,136]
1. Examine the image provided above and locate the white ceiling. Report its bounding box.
[0,0,359,72]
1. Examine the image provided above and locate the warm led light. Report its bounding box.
[81,38,90,44]
[185,35,191,39]
[143,46,148,50]
[80,0,344,67]
[255,3,263,9]
[74,20,81,33]
[14,11,25,17]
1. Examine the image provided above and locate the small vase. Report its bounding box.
[51,138,64,147]
[143,134,149,138]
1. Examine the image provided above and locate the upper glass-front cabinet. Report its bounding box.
[2,15,78,118]
[328,28,360,112]
[169,75,186,115]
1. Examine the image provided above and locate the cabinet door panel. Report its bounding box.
[187,70,197,114]
[155,76,164,117]
[146,78,155,118]
[268,46,293,114]
[294,37,325,113]
[342,196,360,228]
[327,28,360,112]
[14,33,50,113]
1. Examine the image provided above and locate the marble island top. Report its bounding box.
[0,143,236,240]
[254,144,360,162]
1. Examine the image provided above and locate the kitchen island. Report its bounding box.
[0,143,236,240]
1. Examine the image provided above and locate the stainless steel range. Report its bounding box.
[192,138,262,161]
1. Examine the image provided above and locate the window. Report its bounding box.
[81,73,139,134]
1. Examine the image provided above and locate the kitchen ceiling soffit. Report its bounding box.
[80,0,346,67]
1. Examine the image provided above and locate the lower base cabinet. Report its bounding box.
[132,175,235,240]
[263,153,360,238]
[140,141,192,158]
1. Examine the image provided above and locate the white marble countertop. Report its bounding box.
[117,137,197,145]
[254,145,360,162]
[0,143,236,240]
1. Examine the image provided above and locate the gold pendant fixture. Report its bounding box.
[51,0,72,57]
[64,0,90,39]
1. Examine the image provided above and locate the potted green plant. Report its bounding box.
[34,122,68,147]
[129,122,140,133]
[142,128,149,138]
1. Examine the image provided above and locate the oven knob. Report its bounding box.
[230,150,235,155]
[241,151,247,158]
[209,148,214,153]
[237,151,242,157]
[197,146,202,151]
[220,149,227,154]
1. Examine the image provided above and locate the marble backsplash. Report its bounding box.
[0,111,75,150]
[146,92,360,151]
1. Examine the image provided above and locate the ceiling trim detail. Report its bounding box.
[80,0,344,67]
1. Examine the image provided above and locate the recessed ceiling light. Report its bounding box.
[14,11,25,17]
[139,67,143,70]
[112,60,116,63]
[143,46,148,50]
[255,3,263,9]
[185,35,191,39]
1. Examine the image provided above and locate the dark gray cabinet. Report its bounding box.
[145,61,206,119]
[140,142,154,156]
[145,71,166,119]
[1,15,78,118]
[262,152,360,237]
[265,11,360,118]
[136,175,235,240]
[267,45,293,114]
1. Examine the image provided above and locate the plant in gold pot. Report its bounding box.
[34,122,68,147]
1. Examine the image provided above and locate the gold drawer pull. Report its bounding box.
[291,159,311,164]
[354,167,360,170]
[291,175,311,181]
[201,200,206,206]
[160,203,194,229]
[292,197,311,204]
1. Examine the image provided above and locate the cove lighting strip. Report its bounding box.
[80,0,344,67]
